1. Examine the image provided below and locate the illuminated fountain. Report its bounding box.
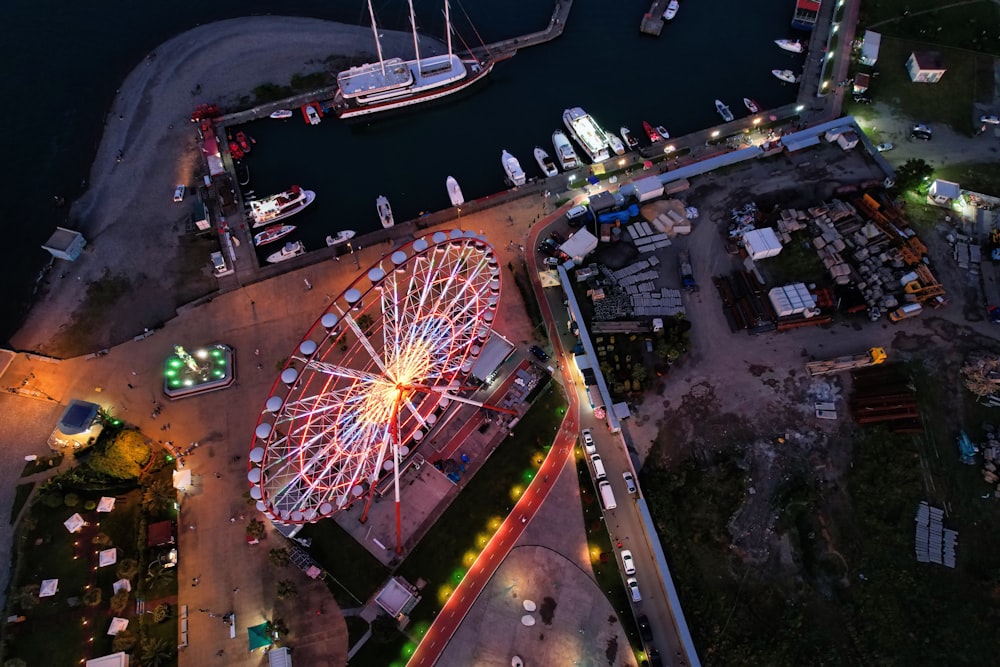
[162,343,235,399]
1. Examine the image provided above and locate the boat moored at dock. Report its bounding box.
[376,195,394,228]
[446,176,465,206]
[248,186,316,228]
[743,98,760,113]
[501,150,526,186]
[534,147,559,177]
[643,121,665,143]
[326,230,357,247]
[620,126,639,150]
[775,39,804,53]
[269,109,293,119]
[772,69,800,83]
[266,241,305,264]
[304,103,322,125]
[254,224,296,246]
[715,99,734,122]
[662,0,680,21]
[552,131,579,170]
[790,0,821,31]
[563,107,611,163]
[607,132,626,156]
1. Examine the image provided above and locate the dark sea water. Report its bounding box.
[1,0,804,343]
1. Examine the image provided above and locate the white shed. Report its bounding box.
[559,228,599,262]
[742,228,783,260]
[929,179,961,205]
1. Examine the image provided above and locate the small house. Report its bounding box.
[836,130,859,151]
[906,51,946,83]
[859,30,882,66]
[42,226,87,261]
[929,179,961,206]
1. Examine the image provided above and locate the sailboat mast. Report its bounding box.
[445,0,453,57]
[367,0,387,76]
[408,0,422,76]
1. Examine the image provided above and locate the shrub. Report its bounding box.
[82,588,102,607]
[110,589,130,614]
[153,602,171,623]
[63,493,80,507]
[83,500,97,510]
[40,492,63,508]
[116,558,138,579]
[92,533,112,547]
[89,429,150,479]
[111,629,137,652]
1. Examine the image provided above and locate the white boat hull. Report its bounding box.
[501,150,526,186]
[326,230,357,247]
[552,131,579,171]
[534,147,559,177]
[446,176,465,207]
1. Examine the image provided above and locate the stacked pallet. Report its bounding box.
[914,502,957,568]
[849,364,920,432]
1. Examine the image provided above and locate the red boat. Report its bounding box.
[236,131,251,153]
[229,141,244,160]
[642,121,664,143]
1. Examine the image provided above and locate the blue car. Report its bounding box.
[529,345,549,362]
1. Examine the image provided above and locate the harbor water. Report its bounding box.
[1,0,805,343]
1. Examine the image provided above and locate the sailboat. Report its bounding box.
[333,1,498,120]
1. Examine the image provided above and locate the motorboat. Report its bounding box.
[606,132,626,156]
[743,98,761,114]
[229,141,244,160]
[655,125,670,140]
[236,131,251,153]
[620,126,639,150]
[266,241,305,264]
[534,147,559,177]
[304,104,322,125]
[446,175,465,206]
[715,99,734,122]
[269,109,293,119]
[249,186,316,228]
[775,39,804,53]
[326,229,357,247]
[501,150,526,186]
[772,69,799,83]
[552,130,579,170]
[253,224,296,246]
[642,121,664,143]
[332,0,495,120]
[376,195,394,228]
[562,107,611,163]
[662,0,679,20]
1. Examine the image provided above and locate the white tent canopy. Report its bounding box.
[107,617,129,636]
[113,579,132,594]
[172,468,192,490]
[97,497,116,513]
[64,513,86,534]
[99,548,118,568]
[39,579,59,597]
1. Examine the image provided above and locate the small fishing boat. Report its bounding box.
[236,131,251,153]
[266,241,305,263]
[534,147,559,177]
[772,69,799,83]
[620,126,639,150]
[606,132,626,156]
[446,176,465,206]
[662,0,679,20]
[655,125,670,140]
[774,39,804,54]
[743,98,760,114]
[715,99,734,122]
[254,224,296,246]
[376,195,394,228]
[643,121,664,143]
[501,150,526,186]
[269,109,293,119]
[326,229,357,247]
[552,130,579,170]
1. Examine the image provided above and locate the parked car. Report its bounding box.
[582,428,596,454]
[627,577,642,602]
[637,614,653,642]
[981,114,1000,126]
[623,471,638,495]
[529,345,549,362]
[648,647,663,667]
[566,204,588,220]
[875,142,894,152]
[621,549,636,575]
[537,243,556,257]
[173,184,186,202]
[544,257,561,266]
[911,124,933,140]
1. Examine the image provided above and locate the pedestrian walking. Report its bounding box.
[233,587,240,593]
[127,383,133,389]
[215,472,222,479]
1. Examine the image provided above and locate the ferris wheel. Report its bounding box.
[248,230,504,548]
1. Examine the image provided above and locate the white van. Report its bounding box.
[598,480,617,510]
[590,454,607,480]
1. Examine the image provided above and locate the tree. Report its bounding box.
[109,589,130,614]
[152,602,171,623]
[111,629,137,653]
[82,588,102,607]
[141,478,175,514]
[89,429,150,479]
[139,637,174,667]
[145,563,176,589]
[631,363,648,388]
[891,158,933,194]
[276,579,298,600]
[268,547,291,568]
[116,558,138,579]
[247,518,266,541]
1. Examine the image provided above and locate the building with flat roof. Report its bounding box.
[42,226,87,261]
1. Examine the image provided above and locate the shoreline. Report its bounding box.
[9,16,428,359]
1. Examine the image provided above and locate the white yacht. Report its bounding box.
[376,195,394,228]
[501,150,526,186]
[552,130,580,170]
[606,132,626,156]
[562,107,611,163]
[534,147,559,177]
[446,176,465,206]
[266,241,305,264]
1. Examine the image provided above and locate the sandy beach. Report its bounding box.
[11,16,440,359]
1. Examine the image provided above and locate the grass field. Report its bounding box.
[859,0,1000,56]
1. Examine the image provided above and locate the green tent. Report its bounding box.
[248,622,273,651]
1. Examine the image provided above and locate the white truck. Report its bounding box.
[598,480,617,510]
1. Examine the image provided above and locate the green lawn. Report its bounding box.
[298,520,389,608]
[859,0,1000,56]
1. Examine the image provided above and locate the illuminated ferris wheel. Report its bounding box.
[248,230,503,548]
